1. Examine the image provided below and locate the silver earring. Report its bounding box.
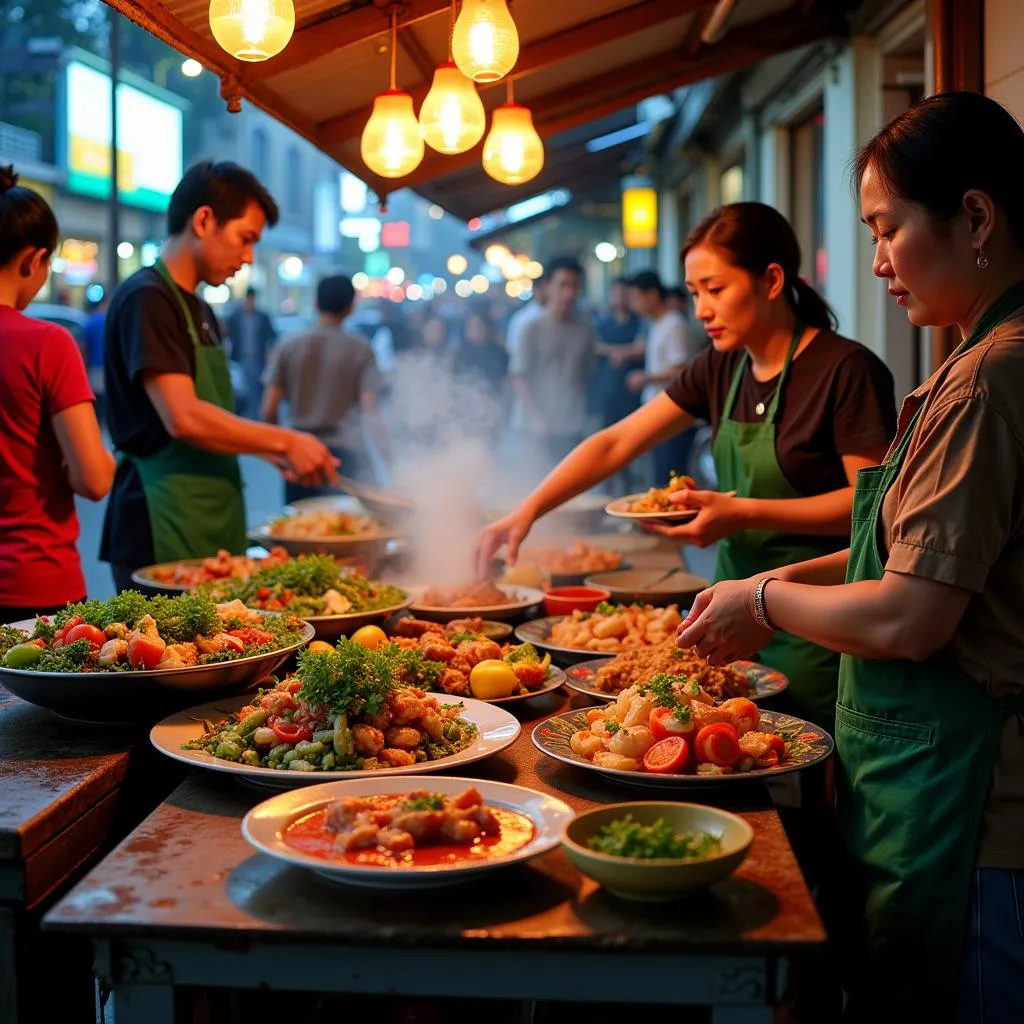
[977,248,990,270]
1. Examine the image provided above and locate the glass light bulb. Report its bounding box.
[361,90,425,179]
[482,104,544,186]
[452,0,519,83]
[418,64,486,155]
[209,0,294,61]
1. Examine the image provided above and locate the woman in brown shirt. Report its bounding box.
[677,93,1024,1023]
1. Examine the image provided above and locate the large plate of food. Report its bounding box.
[562,641,789,704]
[242,776,573,890]
[150,640,521,788]
[0,593,313,723]
[533,674,832,788]
[405,582,543,623]
[605,473,700,523]
[249,508,400,560]
[199,554,412,642]
[514,603,684,665]
[130,547,294,595]
[387,617,565,704]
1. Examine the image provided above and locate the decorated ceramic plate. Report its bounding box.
[242,776,573,890]
[532,707,833,788]
[151,695,521,790]
[405,584,544,624]
[562,657,789,703]
[604,495,699,523]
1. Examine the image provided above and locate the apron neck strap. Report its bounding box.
[723,320,804,423]
[155,259,203,350]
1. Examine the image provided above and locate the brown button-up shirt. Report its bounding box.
[881,309,1024,868]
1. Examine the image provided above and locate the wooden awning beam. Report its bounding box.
[317,0,711,147]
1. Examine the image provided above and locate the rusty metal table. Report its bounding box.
[44,688,826,1024]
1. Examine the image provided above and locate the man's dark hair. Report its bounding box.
[546,256,583,279]
[611,277,631,288]
[317,274,355,315]
[246,286,258,298]
[666,285,687,303]
[167,161,279,236]
[628,270,666,298]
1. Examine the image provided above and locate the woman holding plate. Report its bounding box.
[476,202,896,732]
[675,93,1024,1023]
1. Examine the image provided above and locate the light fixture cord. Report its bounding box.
[448,0,456,61]
[506,77,513,104]
[389,8,398,89]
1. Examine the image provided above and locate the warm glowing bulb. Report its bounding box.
[524,260,543,279]
[209,0,294,61]
[483,104,543,185]
[361,90,425,179]
[485,244,510,266]
[447,254,468,275]
[419,63,486,155]
[452,0,519,83]
[470,274,490,293]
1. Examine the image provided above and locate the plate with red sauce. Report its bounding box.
[242,776,574,889]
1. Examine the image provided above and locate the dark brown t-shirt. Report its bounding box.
[665,330,898,495]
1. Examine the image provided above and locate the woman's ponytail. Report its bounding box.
[791,276,837,331]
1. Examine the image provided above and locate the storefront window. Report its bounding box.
[790,108,826,288]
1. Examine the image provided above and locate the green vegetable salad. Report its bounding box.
[586,815,724,861]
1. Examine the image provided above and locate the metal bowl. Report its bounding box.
[0,617,314,724]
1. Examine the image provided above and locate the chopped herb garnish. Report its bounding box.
[399,794,445,812]
[587,815,723,860]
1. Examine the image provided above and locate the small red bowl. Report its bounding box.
[544,585,612,617]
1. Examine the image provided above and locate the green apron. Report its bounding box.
[837,281,1024,1018]
[126,261,248,563]
[713,323,842,732]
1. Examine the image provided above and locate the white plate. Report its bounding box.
[150,695,521,789]
[242,776,574,889]
[604,495,699,523]
[405,583,544,623]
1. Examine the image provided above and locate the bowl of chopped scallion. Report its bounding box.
[561,802,753,900]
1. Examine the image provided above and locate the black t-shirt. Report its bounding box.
[100,267,225,569]
[665,330,897,497]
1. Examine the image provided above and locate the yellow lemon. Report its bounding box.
[308,640,335,655]
[350,624,389,650]
[469,659,518,700]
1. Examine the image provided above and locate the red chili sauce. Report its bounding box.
[284,798,536,869]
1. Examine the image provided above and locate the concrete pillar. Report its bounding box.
[657,189,681,285]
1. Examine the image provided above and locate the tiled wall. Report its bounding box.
[986,0,1024,119]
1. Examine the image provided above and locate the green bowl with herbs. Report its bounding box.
[562,802,753,901]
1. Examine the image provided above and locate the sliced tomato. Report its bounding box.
[694,722,741,767]
[56,615,84,643]
[228,627,275,648]
[127,633,166,670]
[765,733,787,761]
[272,720,312,744]
[649,706,695,742]
[64,623,107,650]
[643,736,691,774]
[256,587,272,600]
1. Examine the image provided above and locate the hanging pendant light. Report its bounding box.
[361,8,424,179]
[209,0,295,61]
[482,79,544,185]
[452,0,519,83]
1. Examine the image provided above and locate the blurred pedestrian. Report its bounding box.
[263,274,389,502]
[224,286,277,417]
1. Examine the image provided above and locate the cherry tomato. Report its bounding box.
[719,697,760,735]
[694,723,741,767]
[228,628,275,647]
[272,720,312,744]
[56,615,84,642]
[649,706,695,742]
[64,623,106,649]
[765,734,787,761]
[256,588,271,600]
[643,736,691,774]
[127,633,166,670]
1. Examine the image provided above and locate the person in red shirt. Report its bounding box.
[0,165,115,621]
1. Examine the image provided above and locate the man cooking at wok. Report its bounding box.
[100,162,338,591]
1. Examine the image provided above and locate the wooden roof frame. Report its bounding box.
[102,0,854,215]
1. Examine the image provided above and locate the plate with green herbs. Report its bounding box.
[150,640,521,788]
[0,591,312,723]
[200,555,412,641]
[562,802,753,900]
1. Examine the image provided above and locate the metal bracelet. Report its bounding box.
[753,577,779,632]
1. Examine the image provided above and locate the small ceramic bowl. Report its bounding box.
[543,585,611,617]
[583,569,709,608]
[562,801,754,901]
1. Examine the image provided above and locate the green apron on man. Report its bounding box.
[126,261,248,563]
[713,323,842,732]
[836,281,1024,1017]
